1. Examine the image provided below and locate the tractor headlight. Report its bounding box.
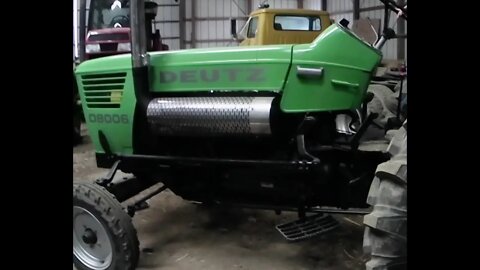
[86,44,100,53]
[118,42,131,52]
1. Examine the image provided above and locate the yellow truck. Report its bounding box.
[233,7,333,46]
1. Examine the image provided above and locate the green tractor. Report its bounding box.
[73,0,407,269]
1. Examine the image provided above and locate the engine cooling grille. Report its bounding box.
[81,72,126,108]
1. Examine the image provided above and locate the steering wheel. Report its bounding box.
[110,15,130,28]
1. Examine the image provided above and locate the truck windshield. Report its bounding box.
[88,0,130,30]
[274,15,321,31]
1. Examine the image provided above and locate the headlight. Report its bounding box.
[118,42,131,52]
[86,44,100,53]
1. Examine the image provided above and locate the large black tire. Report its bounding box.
[363,123,407,270]
[74,183,139,270]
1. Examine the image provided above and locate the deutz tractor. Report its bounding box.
[73,1,407,269]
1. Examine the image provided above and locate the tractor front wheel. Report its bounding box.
[73,183,139,270]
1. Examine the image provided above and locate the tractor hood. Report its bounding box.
[76,44,293,93]
[148,45,293,93]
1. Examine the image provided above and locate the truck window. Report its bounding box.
[274,15,321,31]
[247,17,259,38]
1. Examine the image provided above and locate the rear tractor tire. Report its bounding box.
[363,123,407,270]
[73,183,139,270]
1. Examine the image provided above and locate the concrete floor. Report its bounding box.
[74,128,369,270]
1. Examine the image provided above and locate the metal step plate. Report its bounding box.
[276,214,340,242]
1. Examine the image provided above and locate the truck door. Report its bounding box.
[240,16,260,46]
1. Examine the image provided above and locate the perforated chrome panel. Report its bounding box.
[147,97,274,136]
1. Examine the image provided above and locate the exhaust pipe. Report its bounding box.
[130,0,155,154]
[130,0,151,113]
[131,0,147,69]
[78,0,86,62]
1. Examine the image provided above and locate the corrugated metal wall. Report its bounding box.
[328,0,354,26]
[155,0,180,50]
[73,0,406,60]
[304,0,323,10]
[252,0,297,9]
[185,0,249,49]
[360,0,379,8]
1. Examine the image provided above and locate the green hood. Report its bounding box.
[148,45,293,93]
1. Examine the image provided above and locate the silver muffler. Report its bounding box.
[147,96,274,136]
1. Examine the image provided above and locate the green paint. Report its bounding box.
[148,45,292,92]
[75,65,136,154]
[280,24,382,112]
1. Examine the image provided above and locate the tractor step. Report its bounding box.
[276,213,340,242]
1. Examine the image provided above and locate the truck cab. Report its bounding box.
[85,0,168,60]
[237,8,332,46]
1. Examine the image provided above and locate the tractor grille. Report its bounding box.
[81,72,126,109]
